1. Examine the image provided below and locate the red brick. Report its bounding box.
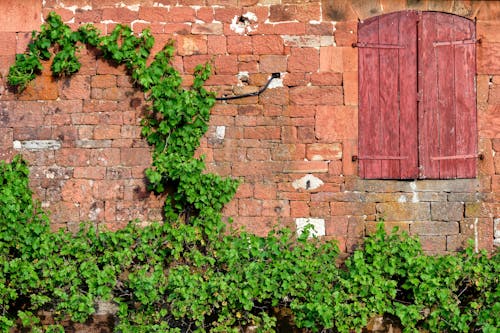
[207,35,227,54]
[254,183,276,200]
[331,202,376,216]
[290,200,310,217]
[183,55,211,74]
[334,21,357,47]
[96,59,127,75]
[90,148,121,166]
[316,105,357,141]
[288,47,319,72]
[283,72,310,86]
[289,86,343,105]
[272,22,306,35]
[343,71,358,106]
[320,46,343,72]
[0,33,16,56]
[310,72,343,86]
[74,8,102,24]
[252,35,284,55]
[247,148,271,161]
[306,143,342,161]
[284,161,329,173]
[176,35,208,56]
[168,7,196,22]
[271,143,306,161]
[306,22,334,36]
[0,0,41,32]
[121,148,152,166]
[56,148,91,167]
[214,55,238,75]
[19,76,58,101]
[73,166,106,179]
[196,7,214,22]
[227,36,252,55]
[326,216,349,236]
[192,23,223,35]
[91,75,116,88]
[138,7,169,22]
[260,55,287,73]
[477,43,500,74]
[214,7,242,23]
[59,75,91,100]
[239,198,262,216]
[61,179,93,202]
[102,7,137,22]
[244,126,281,140]
[269,3,321,23]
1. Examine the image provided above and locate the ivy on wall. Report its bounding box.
[8,12,239,238]
[3,12,499,333]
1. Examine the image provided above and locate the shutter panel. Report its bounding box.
[418,12,477,179]
[358,11,418,179]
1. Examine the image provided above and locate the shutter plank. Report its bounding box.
[398,11,419,179]
[420,12,477,179]
[358,17,382,178]
[454,19,477,178]
[419,12,440,179]
[436,13,457,178]
[379,12,401,178]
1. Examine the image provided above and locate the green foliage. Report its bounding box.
[4,12,499,333]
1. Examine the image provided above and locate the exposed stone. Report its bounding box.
[376,202,430,221]
[410,221,460,236]
[292,174,324,191]
[431,202,464,221]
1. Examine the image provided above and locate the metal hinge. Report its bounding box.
[352,42,406,49]
[352,155,408,162]
[430,153,484,161]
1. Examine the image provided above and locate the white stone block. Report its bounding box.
[295,218,325,238]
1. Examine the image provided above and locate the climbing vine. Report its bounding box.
[8,12,238,239]
[4,12,499,333]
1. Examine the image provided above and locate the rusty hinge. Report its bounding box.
[352,155,408,162]
[430,153,484,161]
[352,42,406,49]
[433,39,476,47]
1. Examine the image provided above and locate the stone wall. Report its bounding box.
[0,0,499,253]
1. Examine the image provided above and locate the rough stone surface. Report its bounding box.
[0,0,496,253]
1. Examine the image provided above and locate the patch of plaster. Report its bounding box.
[295,218,325,238]
[230,12,258,35]
[292,174,324,191]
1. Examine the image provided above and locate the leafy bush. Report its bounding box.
[1,157,499,332]
[4,12,499,333]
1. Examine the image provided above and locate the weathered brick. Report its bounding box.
[343,71,358,105]
[315,105,357,141]
[121,148,151,166]
[260,55,287,73]
[288,47,319,73]
[73,166,106,180]
[334,20,357,46]
[207,35,227,55]
[244,126,281,140]
[176,35,207,56]
[411,221,459,236]
[325,216,348,236]
[283,161,329,173]
[310,72,343,86]
[331,202,376,216]
[289,86,343,105]
[290,200,310,217]
[376,202,430,221]
[418,235,447,252]
[320,46,343,72]
[227,35,252,55]
[273,22,306,35]
[102,7,137,22]
[252,35,284,55]
[0,0,41,32]
[477,43,500,74]
[19,76,58,101]
[430,202,464,221]
[306,143,342,161]
[214,55,238,75]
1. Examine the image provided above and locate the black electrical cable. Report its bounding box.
[215,72,281,101]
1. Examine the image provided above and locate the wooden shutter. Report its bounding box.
[418,12,477,179]
[358,11,418,179]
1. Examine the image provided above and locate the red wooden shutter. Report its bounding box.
[358,11,418,179]
[418,12,477,179]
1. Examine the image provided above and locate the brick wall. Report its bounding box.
[0,0,499,253]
